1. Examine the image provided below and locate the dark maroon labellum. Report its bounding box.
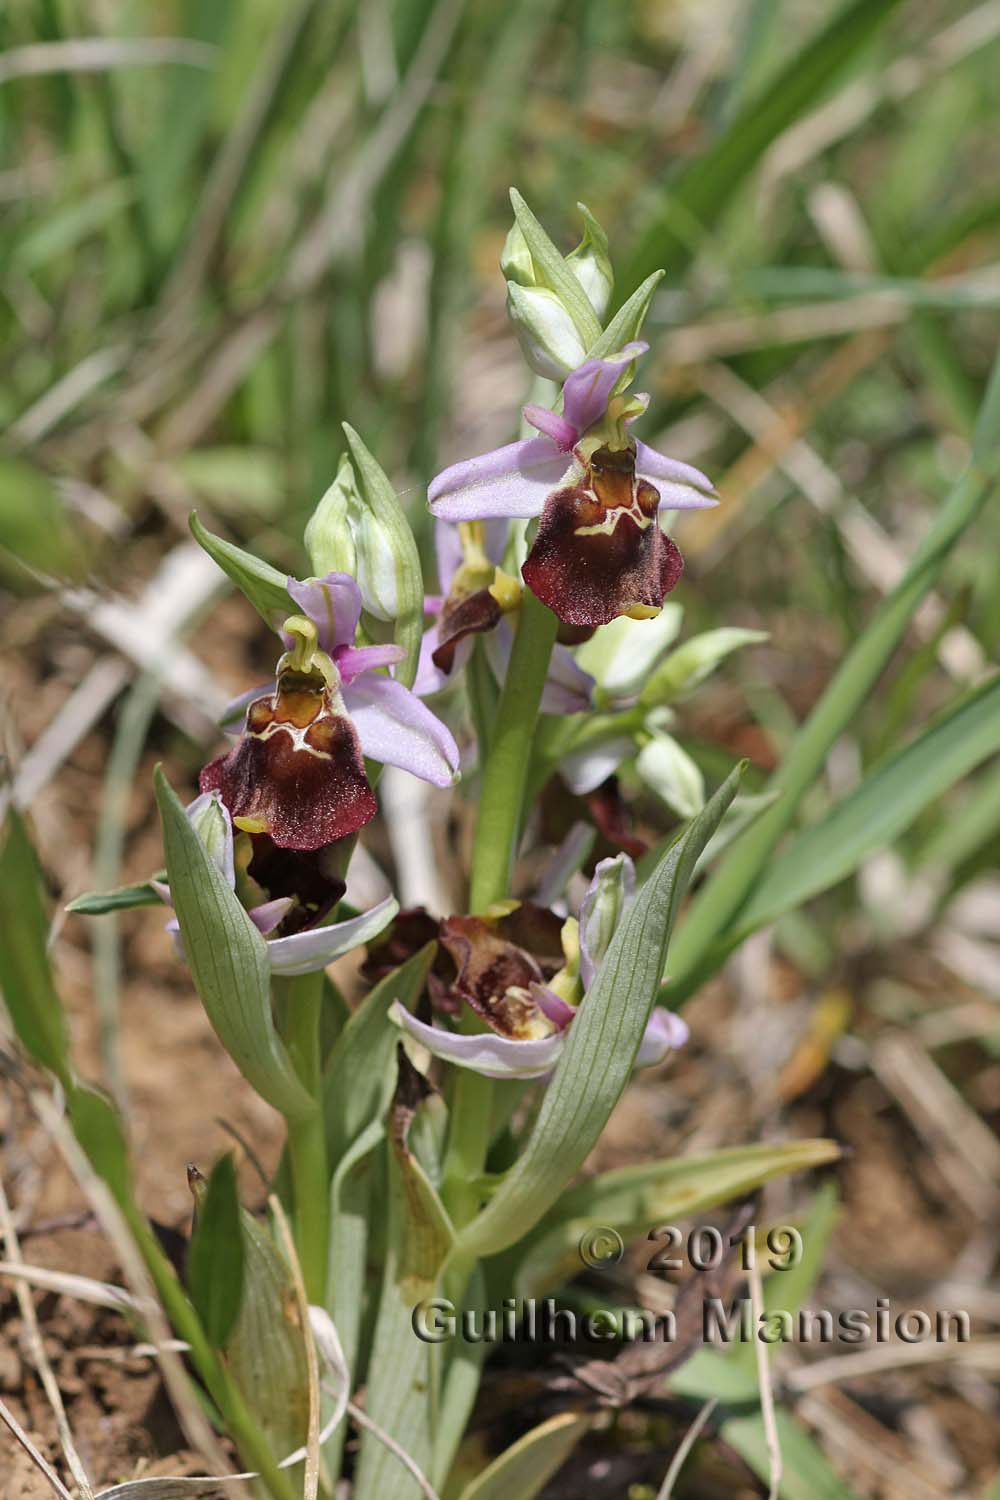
[521,443,683,628]
[200,668,376,851]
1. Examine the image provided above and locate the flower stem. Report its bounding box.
[469,590,558,912]
[282,969,330,1304]
[442,591,557,1226]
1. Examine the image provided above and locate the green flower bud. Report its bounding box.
[567,203,614,320]
[636,733,705,820]
[500,220,537,286]
[506,281,589,381]
[639,627,768,708]
[304,453,358,578]
[575,606,683,705]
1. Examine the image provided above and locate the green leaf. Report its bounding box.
[391,1098,455,1303]
[457,1413,591,1500]
[509,189,602,348]
[225,1203,310,1466]
[514,1138,839,1298]
[67,1084,131,1206]
[324,942,437,1163]
[188,511,292,631]
[458,766,743,1260]
[622,0,905,293]
[722,1408,854,1500]
[0,811,72,1086]
[342,423,424,688]
[154,768,314,1121]
[587,270,664,359]
[737,675,1000,935]
[67,878,164,915]
[188,1153,245,1346]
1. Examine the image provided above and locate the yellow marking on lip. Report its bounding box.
[234,815,268,834]
[574,503,653,538]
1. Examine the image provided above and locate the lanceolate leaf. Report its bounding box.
[188,1153,244,1347]
[67,878,164,915]
[513,1137,840,1299]
[458,766,743,1260]
[323,941,436,1164]
[189,511,292,630]
[154,768,314,1122]
[0,810,72,1087]
[736,674,1000,936]
[458,1413,591,1500]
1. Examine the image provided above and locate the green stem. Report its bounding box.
[442,592,557,1226]
[469,591,559,912]
[282,969,330,1304]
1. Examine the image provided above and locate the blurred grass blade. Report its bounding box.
[0,811,72,1087]
[514,1138,839,1298]
[155,768,314,1121]
[457,1413,591,1500]
[666,388,999,1003]
[622,0,905,294]
[66,1085,132,1206]
[188,1154,245,1347]
[735,674,1000,934]
[459,766,743,1260]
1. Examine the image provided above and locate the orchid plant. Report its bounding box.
[13,184,996,1500]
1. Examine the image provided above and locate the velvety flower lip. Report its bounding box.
[391,854,687,1079]
[202,570,460,850]
[158,792,398,976]
[427,346,717,628]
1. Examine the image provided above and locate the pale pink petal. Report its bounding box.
[634,441,718,511]
[523,404,577,450]
[335,641,404,685]
[345,674,460,786]
[531,984,575,1030]
[428,437,571,521]
[266,896,398,976]
[249,897,294,935]
[562,341,648,435]
[634,1007,690,1068]
[391,1003,566,1079]
[560,738,633,796]
[286,572,363,652]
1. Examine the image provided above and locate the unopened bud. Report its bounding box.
[639,627,768,708]
[580,854,635,985]
[567,204,614,319]
[506,281,588,381]
[636,734,705,820]
[304,453,358,578]
[499,220,536,286]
